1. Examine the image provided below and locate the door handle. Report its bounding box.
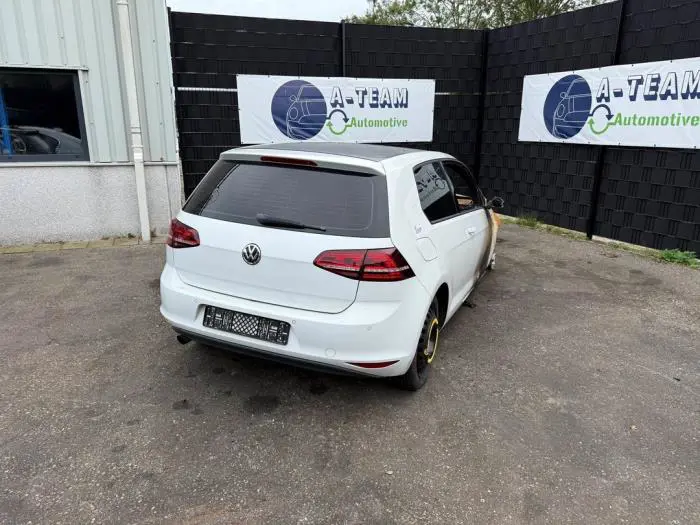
[466,227,476,236]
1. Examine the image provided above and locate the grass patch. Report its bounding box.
[543,224,587,240]
[600,241,663,260]
[499,213,698,269]
[499,214,697,269]
[515,215,541,228]
[498,214,586,239]
[658,249,699,268]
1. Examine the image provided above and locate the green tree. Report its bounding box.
[348,0,488,28]
[417,0,490,29]
[348,0,610,29]
[347,0,419,26]
[492,0,607,27]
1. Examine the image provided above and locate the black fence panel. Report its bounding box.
[175,89,239,196]
[477,1,621,232]
[170,11,486,195]
[171,3,700,252]
[170,12,342,195]
[345,24,485,171]
[171,12,341,87]
[595,0,700,252]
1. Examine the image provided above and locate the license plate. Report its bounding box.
[202,305,291,345]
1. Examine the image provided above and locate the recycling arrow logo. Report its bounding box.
[588,103,615,135]
[326,109,351,135]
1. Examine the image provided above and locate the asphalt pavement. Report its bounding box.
[1,224,698,524]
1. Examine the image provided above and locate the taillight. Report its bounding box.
[313,248,414,282]
[167,218,200,248]
[362,248,415,281]
[313,249,365,279]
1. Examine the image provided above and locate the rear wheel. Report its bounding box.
[397,298,440,391]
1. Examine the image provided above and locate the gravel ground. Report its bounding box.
[1,224,698,524]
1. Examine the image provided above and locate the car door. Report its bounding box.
[412,161,479,307]
[441,161,492,288]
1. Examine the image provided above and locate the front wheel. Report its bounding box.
[397,298,440,391]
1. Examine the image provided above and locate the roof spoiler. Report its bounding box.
[219,148,386,176]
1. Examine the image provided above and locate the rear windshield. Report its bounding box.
[183,160,390,238]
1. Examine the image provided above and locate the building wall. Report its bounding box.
[0,164,181,245]
[0,0,178,164]
[130,0,179,163]
[0,1,182,245]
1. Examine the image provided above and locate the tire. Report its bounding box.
[396,298,441,391]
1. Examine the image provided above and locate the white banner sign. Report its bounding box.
[519,57,700,148]
[237,75,435,144]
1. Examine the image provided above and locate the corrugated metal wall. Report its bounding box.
[0,0,177,164]
[130,0,178,163]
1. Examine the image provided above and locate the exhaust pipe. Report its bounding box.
[176,334,191,345]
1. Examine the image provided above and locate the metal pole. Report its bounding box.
[341,19,347,77]
[472,29,489,183]
[167,6,185,206]
[586,0,628,239]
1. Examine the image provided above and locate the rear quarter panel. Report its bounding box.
[381,152,453,309]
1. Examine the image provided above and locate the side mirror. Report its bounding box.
[486,196,504,210]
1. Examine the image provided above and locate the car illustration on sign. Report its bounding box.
[544,75,593,139]
[271,80,328,140]
[285,85,327,140]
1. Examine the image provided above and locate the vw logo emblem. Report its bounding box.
[242,243,261,265]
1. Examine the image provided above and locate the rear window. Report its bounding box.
[183,160,389,238]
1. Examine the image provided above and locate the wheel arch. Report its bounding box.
[435,282,449,326]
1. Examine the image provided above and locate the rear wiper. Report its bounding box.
[255,213,326,232]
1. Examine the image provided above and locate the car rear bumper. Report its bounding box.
[172,328,380,378]
[159,263,431,377]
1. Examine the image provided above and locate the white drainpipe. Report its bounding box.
[116,0,151,242]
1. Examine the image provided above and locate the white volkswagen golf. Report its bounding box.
[160,143,503,390]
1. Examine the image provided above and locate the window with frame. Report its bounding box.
[443,161,482,212]
[0,69,88,161]
[413,162,458,222]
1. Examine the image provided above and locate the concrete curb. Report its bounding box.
[0,237,166,254]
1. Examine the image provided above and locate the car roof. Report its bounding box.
[238,142,420,162]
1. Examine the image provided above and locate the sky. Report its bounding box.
[166,0,370,22]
